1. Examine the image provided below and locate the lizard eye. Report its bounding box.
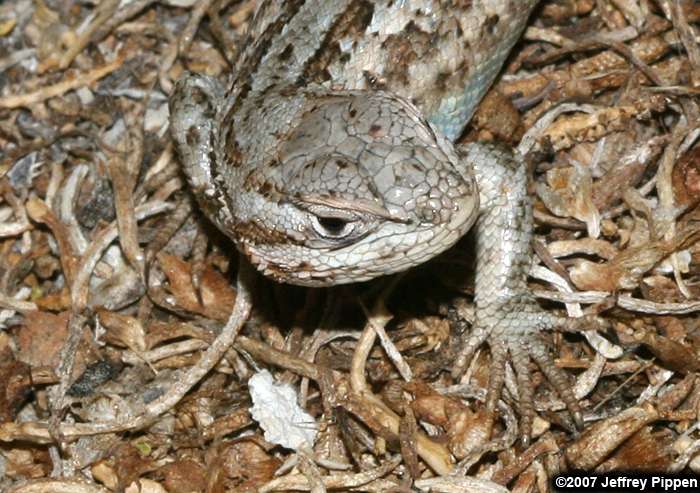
[311,215,356,239]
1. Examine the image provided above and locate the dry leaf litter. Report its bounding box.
[0,0,700,492]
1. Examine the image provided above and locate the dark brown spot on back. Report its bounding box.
[190,87,209,106]
[278,44,294,61]
[300,0,374,84]
[224,133,244,169]
[381,20,431,87]
[258,181,273,196]
[483,14,500,36]
[186,127,199,147]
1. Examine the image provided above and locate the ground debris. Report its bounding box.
[1,0,699,491]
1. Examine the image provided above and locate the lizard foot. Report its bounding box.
[451,142,609,446]
[451,300,603,446]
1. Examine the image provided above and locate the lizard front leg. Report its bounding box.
[452,142,604,444]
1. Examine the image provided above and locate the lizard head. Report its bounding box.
[233,90,480,286]
[171,76,479,286]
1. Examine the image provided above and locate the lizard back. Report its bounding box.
[232,0,539,140]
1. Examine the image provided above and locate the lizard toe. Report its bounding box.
[528,334,583,430]
[454,302,594,445]
[508,337,536,446]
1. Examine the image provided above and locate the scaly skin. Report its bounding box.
[170,0,602,443]
[453,143,602,442]
[170,0,538,286]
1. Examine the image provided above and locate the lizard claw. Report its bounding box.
[452,303,602,446]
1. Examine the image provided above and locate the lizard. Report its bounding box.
[169,0,603,445]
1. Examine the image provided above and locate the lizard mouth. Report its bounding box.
[238,189,479,288]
